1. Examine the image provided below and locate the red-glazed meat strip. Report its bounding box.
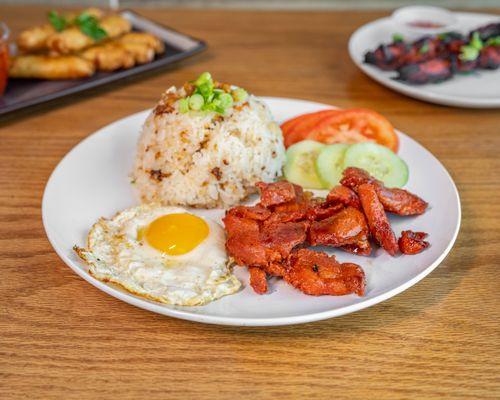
[376,187,428,216]
[364,41,409,70]
[340,166,376,188]
[396,59,454,85]
[264,262,287,277]
[224,204,309,281]
[265,200,309,224]
[249,266,268,294]
[256,181,302,208]
[326,185,361,210]
[260,220,309,261]
[225,172,430,296]
[398,230,429,255]
[478,46,500,70]
[227,205,271,221]
[357,183,399,256]
[285,249,365,296]
[223,210,267,267]
[340,167,428,216]
[306,198,345,221]
[309,207,371,256]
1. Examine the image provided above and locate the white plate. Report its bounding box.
[42,97,461,326]
[348,12,500,108]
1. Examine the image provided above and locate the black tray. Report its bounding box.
[0,10,207,116]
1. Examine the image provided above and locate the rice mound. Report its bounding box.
[132,86,285,209]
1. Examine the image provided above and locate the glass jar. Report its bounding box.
[0,22,10,96]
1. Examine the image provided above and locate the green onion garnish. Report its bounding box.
[470,32,483,50]
[188,94,204,111]
[459,32,486,61]
[419,42,430,54]
[219,93,233,109]
[486,36,500,46]
[459,45,480,61]
[392,33,404,43]
[178,98,189,113]
[197,81,214,98]
[194,72,212,86]
[232,88,248,102]
[179,72,249,114]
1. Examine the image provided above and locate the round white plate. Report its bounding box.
[348,12,500,108]
[42,97,461,326]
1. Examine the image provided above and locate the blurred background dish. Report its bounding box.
[0,9,206,116]
[349,11,500,108]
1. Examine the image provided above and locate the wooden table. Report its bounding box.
[1,6,499,399]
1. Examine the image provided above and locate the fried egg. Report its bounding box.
[74,204,241,306]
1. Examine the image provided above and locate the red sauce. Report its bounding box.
[0,41,8,96]
[407,20,445,29]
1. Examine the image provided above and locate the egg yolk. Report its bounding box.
[142,213,209,255]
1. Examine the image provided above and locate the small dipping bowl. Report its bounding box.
[0,22,9,96]
[392,6,458,40]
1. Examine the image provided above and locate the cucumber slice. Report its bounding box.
[284,140,325,189]
[343,142,409,187]
[315,144,350,189]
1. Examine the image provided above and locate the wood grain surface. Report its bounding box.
[1,6,499,400]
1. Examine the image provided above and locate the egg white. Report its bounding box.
[74,203,240,306]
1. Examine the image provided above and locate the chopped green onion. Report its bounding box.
[202,102,216,112]
[210,98,221,108]
[196,81,214,99]
[459,45,480,61]
[458,32,486,61]
[195,72,212,86]
[470,32,483,50]
[232,88,248,102]
[392,33,404,43]
[202,102,225,114]
[178,98,189,113]
[181,72,248,114]
[210,98,227,114]
[188,94,204,111]
[419,42,430,54]
[205,92,215,103]
[219,93,233,109]
[486,36,500,46]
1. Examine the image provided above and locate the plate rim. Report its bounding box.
[42,97,462,326]
[348,11,500,109]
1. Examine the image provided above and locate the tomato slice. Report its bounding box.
[284,109,398,152]
[308,109,398,152]
[281,110,339,147]
[282,108,399,152]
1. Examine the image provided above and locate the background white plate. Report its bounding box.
[348,12,500,108]
[42,97,461,326]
